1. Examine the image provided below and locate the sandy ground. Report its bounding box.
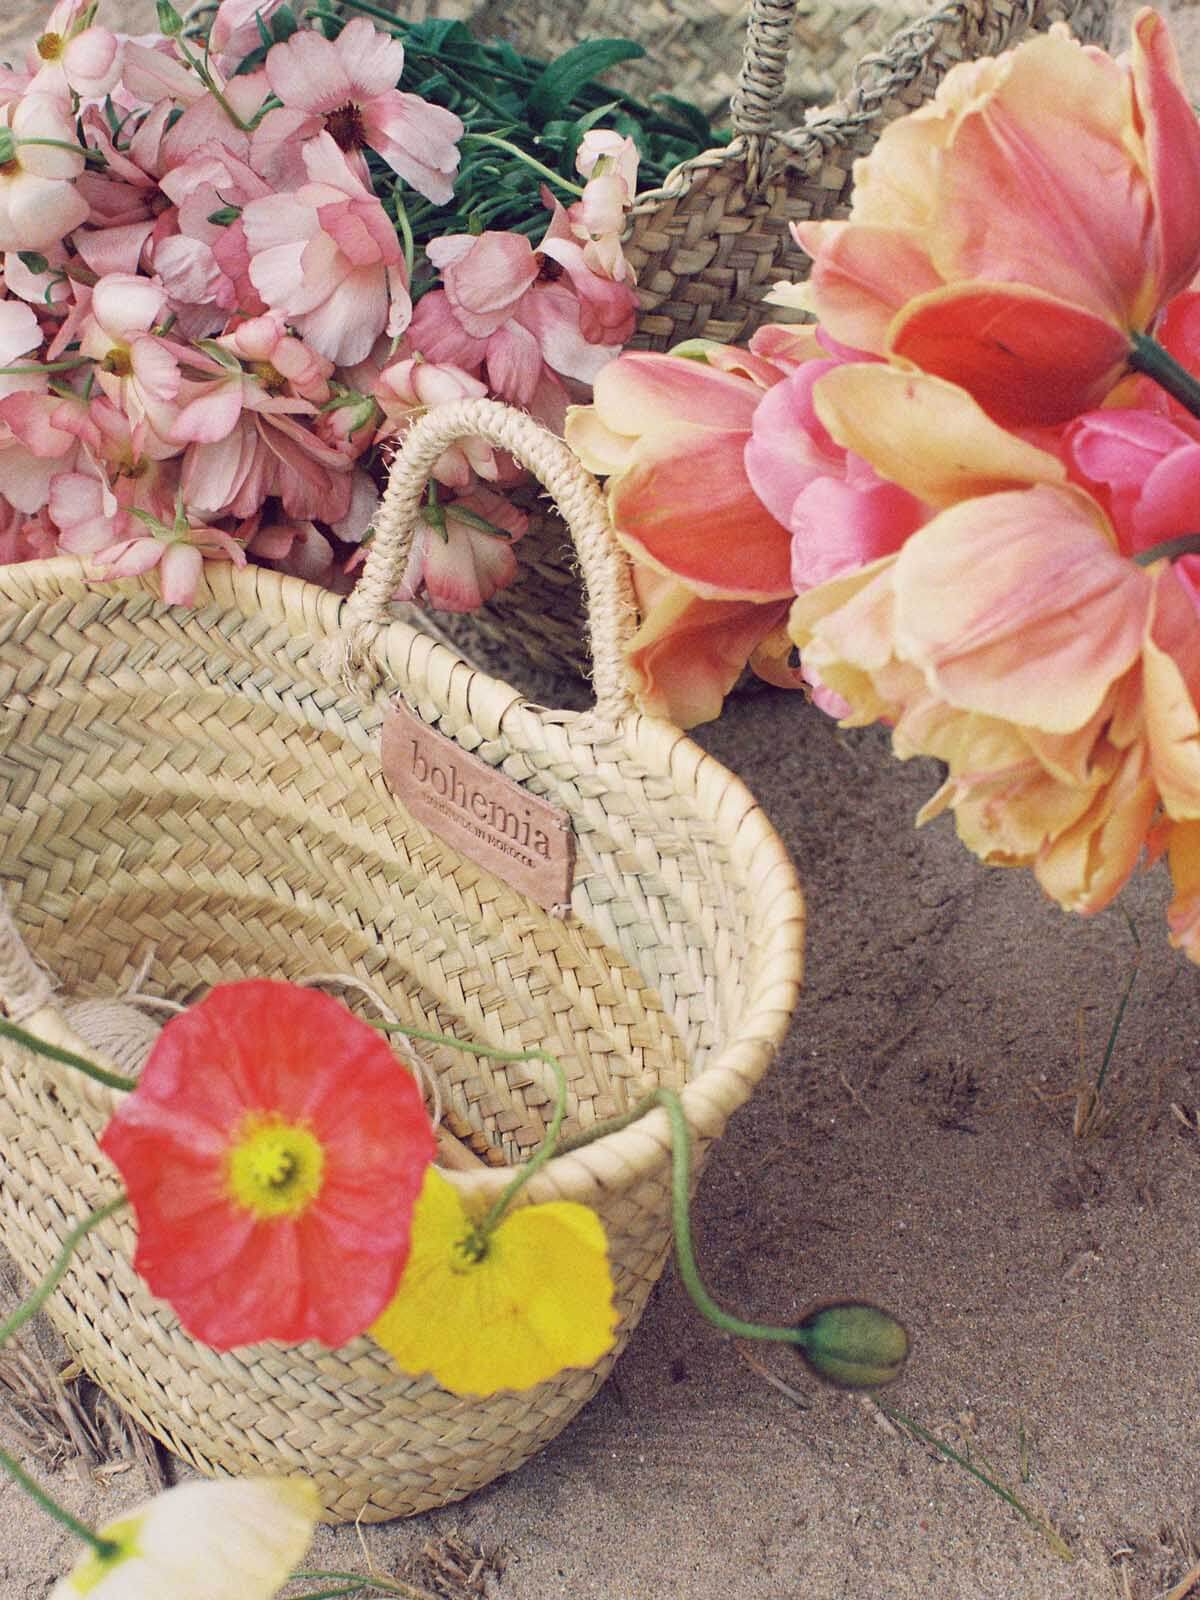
[5,1,1200,1598]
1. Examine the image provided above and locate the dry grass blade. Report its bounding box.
[409,1532,507,1599]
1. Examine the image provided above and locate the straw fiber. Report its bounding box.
[395,0,1114,678]
[0,400,805,1522]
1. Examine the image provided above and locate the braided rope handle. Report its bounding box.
[732,0,801,138]
[334,398,640,722]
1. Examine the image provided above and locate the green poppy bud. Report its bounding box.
[794,1301,909,1389]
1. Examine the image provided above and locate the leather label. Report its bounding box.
[382,701,575,916]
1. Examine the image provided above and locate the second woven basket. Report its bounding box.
[395,0,1113,680]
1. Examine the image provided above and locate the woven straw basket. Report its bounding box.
[0,398,805,1522]
[398,0,1113,680]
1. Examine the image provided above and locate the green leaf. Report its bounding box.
[17,251,49,276]
[526,39,645,125]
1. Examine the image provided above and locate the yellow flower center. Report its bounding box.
[102,346,132,377]
[37,31,65,61]
[250,359,287,394]
[226,1113,325,1219]
[67,1515,143,1595]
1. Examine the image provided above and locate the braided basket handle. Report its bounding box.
[334,397,640,722]
[731,0,801,139]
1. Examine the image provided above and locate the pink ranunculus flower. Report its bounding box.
[154,143,275,322]
[76,272,182,443]
[74,490,247,606]
[241,132,410,366]
[28,0,122,100]
[169,337,352,525]
[252,17,463,203]
[374,355,493,487]
[0,91,90,253]
[208,0,291,69]
[409,212,629,406]
[394,487,528,612]
[0,498,57,563]
[242,513,340,585]
[787,9,1200,426]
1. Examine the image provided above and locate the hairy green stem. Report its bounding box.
[0,1444,119,1561]
[654,1089,810,1346]
[290,1569,434,1598]
[0,1197,129,1562]
[369,1021,568,1232]
[0,1017,137,1092]
[0,1196,127,1348]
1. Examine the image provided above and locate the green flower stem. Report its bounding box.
[654,1089,808,1346]
[286,1588,371,1599]
[0,1196,127,1348]
[1129,331,1200,420]
[13,137,106,167]
[369,1022,567,1231]
[175,37,251,131]
[0,1017,137,1093]
[554,1092,660,1153]
[306,0,406,32]
[0,360,94,377]
[0,1195,128,1563]
[0,1443,119,1562]
[1093,912,1140,1099]
[1132,533,1200,566]
[392,193,415,282]
[460,134,585,196]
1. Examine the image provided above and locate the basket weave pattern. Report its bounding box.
[0,403,805,1522]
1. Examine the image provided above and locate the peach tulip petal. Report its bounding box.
[1166,820,1200,957]
[611,425,793,598]
[625,564,791,727]
[1131,9,1200,313]
[791,221,944,355]
[1032,738,1157,914]
[811,364,1066,504]
[892,486,1148,731]
[931,30,1144,320]
[590,352,765,433]
[888,283,1132,425]
[1142,566,1200,819]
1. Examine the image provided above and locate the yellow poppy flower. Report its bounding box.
[371,1168,618,1395]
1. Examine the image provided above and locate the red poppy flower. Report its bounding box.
[99,979,436,1350]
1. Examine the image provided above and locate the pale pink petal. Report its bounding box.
[159,541,205,605]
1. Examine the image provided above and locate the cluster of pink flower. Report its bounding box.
[0,0,640,609]
[569,9,1200,961]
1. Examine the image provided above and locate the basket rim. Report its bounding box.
[0,556,805,1207]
